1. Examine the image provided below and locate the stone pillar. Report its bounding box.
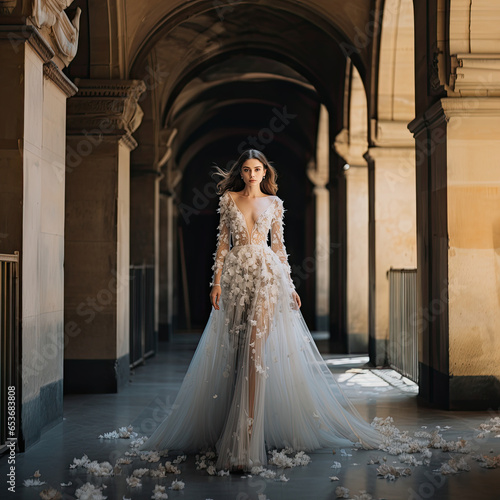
[64,79,145,393]
[409,98,500,409]
[335,128,369,354]
[306,105,330,330]
[159,158,181,341]
[366,121,417,365]
[0,14,78,447]
[344,165,369,353]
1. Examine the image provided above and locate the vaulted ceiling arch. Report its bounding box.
[127,0,373,82]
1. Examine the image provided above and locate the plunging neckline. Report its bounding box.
[226,191,276,239]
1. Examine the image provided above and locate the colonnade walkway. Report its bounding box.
[1,334,499,499]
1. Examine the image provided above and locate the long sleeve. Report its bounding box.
[271,199,296,291]
[211,194,231,286]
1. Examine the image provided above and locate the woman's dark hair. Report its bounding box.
[212,149,278,195]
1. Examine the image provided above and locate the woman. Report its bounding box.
[139,150,382,471]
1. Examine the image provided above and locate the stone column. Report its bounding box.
[0,8,79,447]
[306,105,330,330]
[366,121,417,365]
[335,129,369,354]
[409,98,500,409]
[64,79,145,393]
[159,157,181,341]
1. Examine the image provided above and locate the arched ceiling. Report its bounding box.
[125,0,375,78]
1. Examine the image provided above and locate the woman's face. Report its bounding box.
[241,159,266,187]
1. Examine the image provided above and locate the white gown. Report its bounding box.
[139,191,382,470]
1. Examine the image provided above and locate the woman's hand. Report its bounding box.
[292,290,301,309]
[210,285,221,310]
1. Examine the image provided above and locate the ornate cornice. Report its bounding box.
[0,0,19,15]
[73,79,147,102]
[67,79,147,152]
[451,54,500,96]
[0,24,53,62]
[43,59,77,96]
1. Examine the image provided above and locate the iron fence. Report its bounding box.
[388,268,418,383]
[0,252,20,454]
[129,264,156,367]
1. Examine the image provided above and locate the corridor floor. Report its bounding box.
[1,334,499,500]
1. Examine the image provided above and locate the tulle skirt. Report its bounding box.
[139,244,382,470]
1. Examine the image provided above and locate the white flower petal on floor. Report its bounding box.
[115,458,132,465]
[86,460,114,477]
[151,484,168,499]
[335,486,350,498]
[331,461,342,469]
[140,451,161,463]
[476,416,500,439]
[471,453,500,469]
[169,479,185,490]
[258,468,276,479]
[130,436,149,448]
[60,481,72,487]
[329,475,340,481]
[40,487,62,500]
[435,456,470,474]
[267,448,311,468]
[126,475,142,488]
[23,478,46,487]
[172,454,187,464]
[376,463,412,480]
[131,467,149,478]
[75,482,107,500]
[70,454,91,469]
[352,491,374,500]
[99,425,138,440]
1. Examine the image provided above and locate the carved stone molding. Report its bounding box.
[370,119,415,148]
[67,80,147,151]
[0,24,54,62]
[451,54,500,96]
[0,0,18,15]
[408,97,500,138]
[333,128,368,166]
[43,59,77,97]
[29,0,81,68]
[407,100,448,138]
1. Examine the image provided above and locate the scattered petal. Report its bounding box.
[39,487,61,500]
[335,486,350,498]
[169,479,185,490]
[74,482,107,499]
[23,479,46,487]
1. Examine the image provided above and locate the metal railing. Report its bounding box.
[388,268,418,383]
[129,264,156,367]
[0,252,20,454]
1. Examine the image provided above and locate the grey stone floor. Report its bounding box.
[1,334,499,500]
